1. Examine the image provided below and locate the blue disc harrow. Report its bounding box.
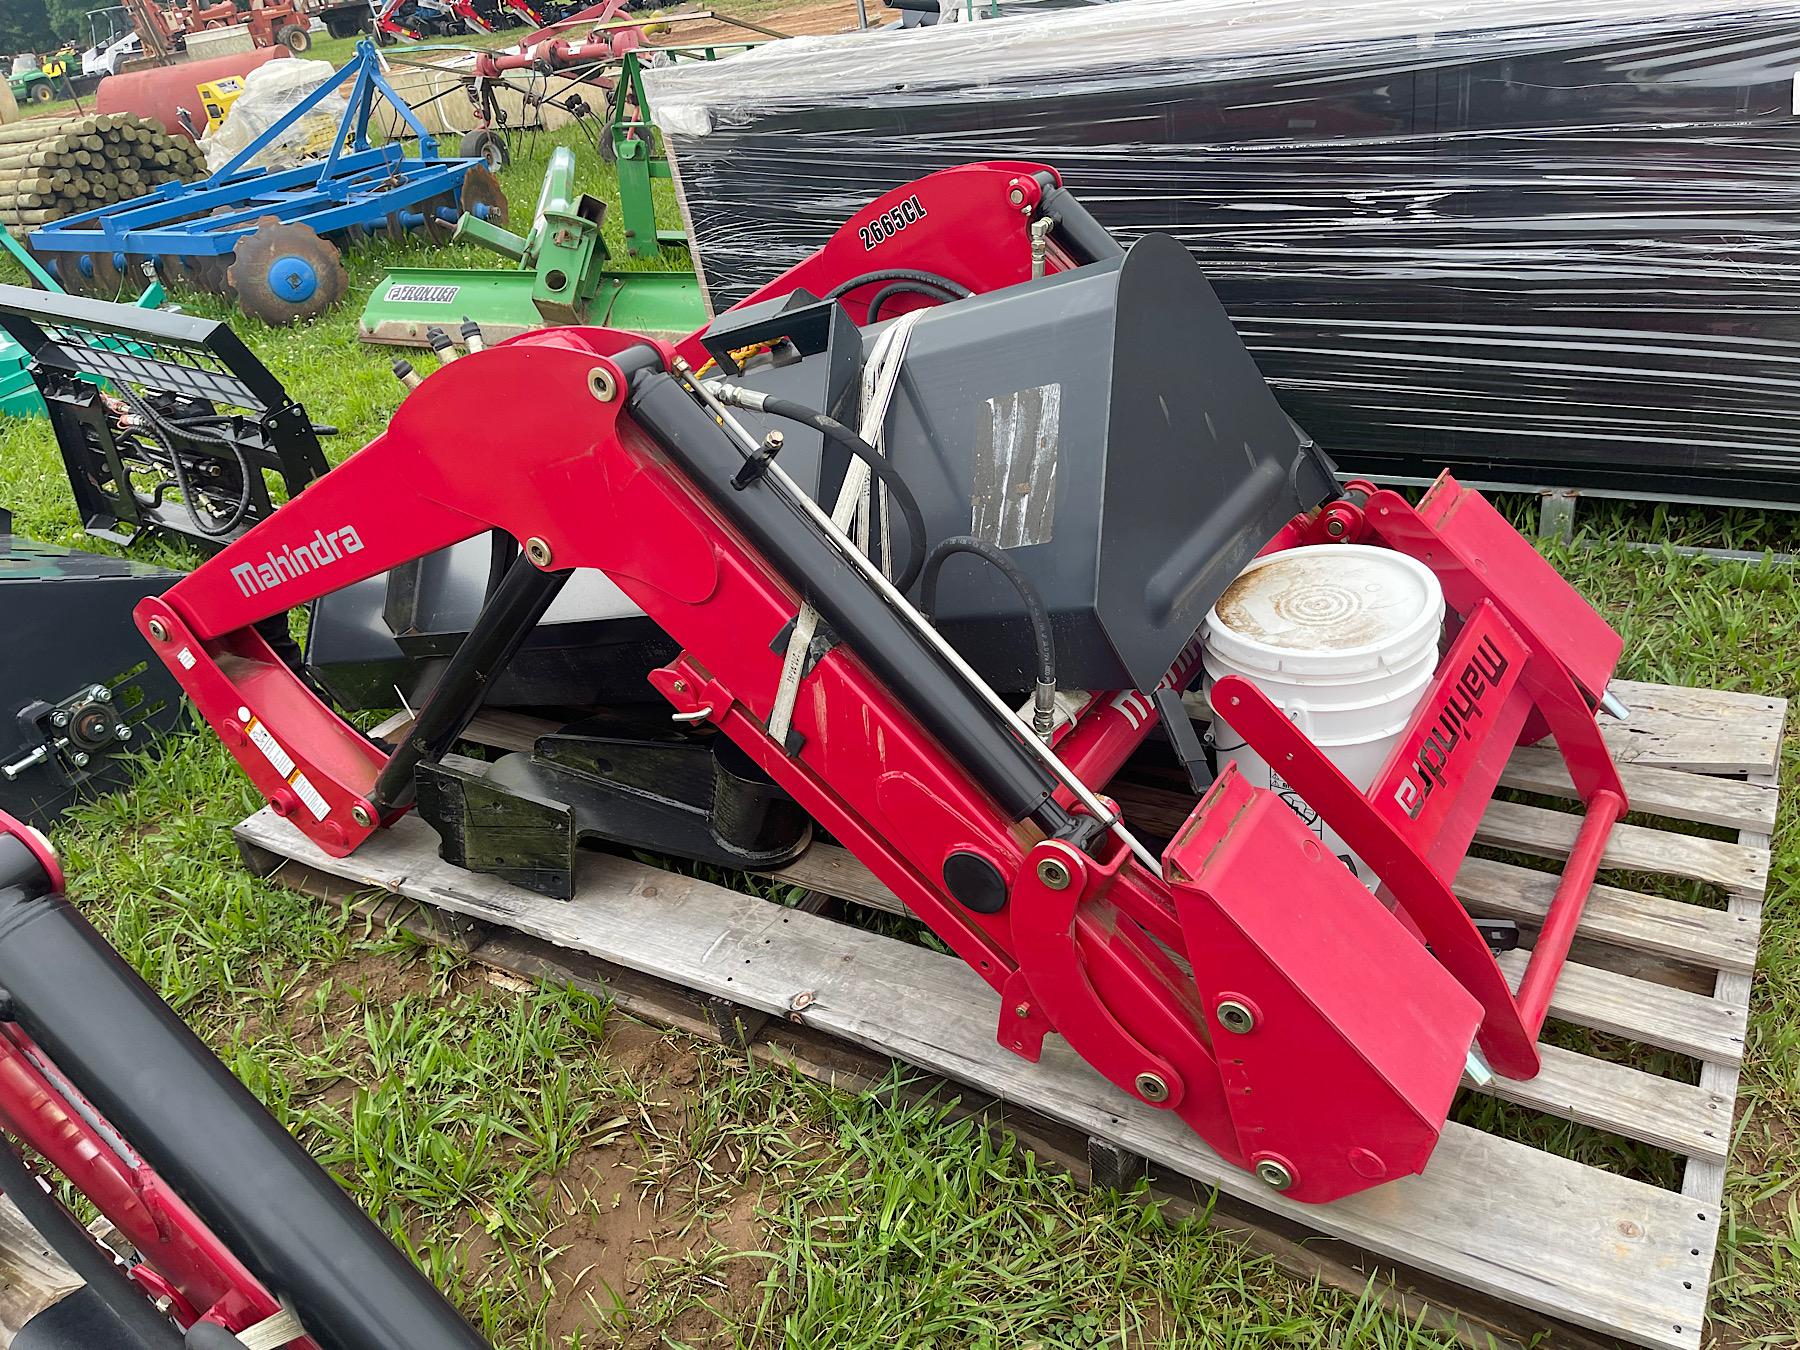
[27,41,509,326]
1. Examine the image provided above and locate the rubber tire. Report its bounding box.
[277,24,311,53]
[459,129,509,169]
[29,82,53,104]
[376,26,397,45]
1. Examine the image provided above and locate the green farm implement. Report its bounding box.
[357,145,704,349]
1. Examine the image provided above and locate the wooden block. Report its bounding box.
[1086,1135,1149,1193]
[703,995,771,1050]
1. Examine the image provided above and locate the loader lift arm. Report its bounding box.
[133,163,1627,1205]
[0,812,487,1350]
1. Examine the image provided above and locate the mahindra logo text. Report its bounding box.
[231,525,365,597]
[1391,636,1510,821]
[1108,635,1206,730]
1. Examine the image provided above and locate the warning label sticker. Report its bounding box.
[388,284,461,304]
[290,773,330,821]
[245,717,295,778]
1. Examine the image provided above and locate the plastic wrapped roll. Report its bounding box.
[650,0,1800,503]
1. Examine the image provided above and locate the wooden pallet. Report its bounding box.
[235,677,1786,1350]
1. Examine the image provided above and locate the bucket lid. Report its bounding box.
[1204,545,1444,677]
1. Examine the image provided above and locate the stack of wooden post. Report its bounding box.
[0,113,207,229]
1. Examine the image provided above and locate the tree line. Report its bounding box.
[2,0,119,56]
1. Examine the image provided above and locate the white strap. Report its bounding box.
[235,1304,306,1350]
[767,311,925,746]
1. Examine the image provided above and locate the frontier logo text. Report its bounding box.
[1391,635,1510,821]
[231,525,365,597]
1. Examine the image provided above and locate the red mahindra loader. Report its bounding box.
[0,162,1628,1348]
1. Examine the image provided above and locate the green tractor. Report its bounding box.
[8,53,59,106]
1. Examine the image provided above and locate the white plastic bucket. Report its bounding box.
[1202,544,1445,886]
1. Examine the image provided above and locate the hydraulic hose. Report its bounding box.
[918,536,1059,737]
[748,394,929,594]
[113,383,254,539]
[865,280,953,322]
[823,268,971,302]
[824,269,970,324]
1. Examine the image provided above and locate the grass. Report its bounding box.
[3,27,1800,1350]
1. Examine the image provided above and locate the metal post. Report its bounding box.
[1537,488,1578,543]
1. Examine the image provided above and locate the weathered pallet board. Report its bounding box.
[1601,681,1785,776]
[243,679,1786,1350]
[0,1197,79,1346]
[1679,765,1774,1224]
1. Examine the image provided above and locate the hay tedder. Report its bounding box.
[0,163,1632,1347]
[373,0,583,43]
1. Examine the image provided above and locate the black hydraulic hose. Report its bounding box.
[918,536,1056,690]
[823,268,971,304]
[865,280,952,322]
[113,384,253,539]
[753,394,928,594]
[629,362,1067,828]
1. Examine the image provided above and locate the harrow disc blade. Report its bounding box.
[48,248,103,297]
[21,238,74,295]
[460,164,510,230]
[165,253,230,296]
[228,217,348,326]
[417,191,459,244]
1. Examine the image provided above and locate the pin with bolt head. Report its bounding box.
[1216,1000,1256,1034]
[1255,1159,1294,1191]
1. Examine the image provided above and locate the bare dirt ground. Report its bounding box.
[282,949,791,1346]
[653,0,879,47]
